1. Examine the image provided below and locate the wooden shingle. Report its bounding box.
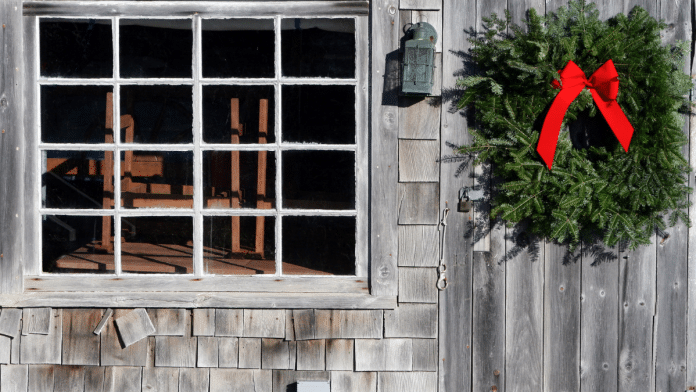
[398,97,440,140]
[142,367,179,392]
[399,0,441,10]
[296,340,325,371]
[355,339,413,371]
[292,309,316,340]
[214,309,243,337]
[314,310,383,339]
[84,366,105,392]
[244,310,284,338]
[377,372,437,392]
[179,368,209,392]
[155,336,197,367]
[261,338,291,370]
[412,339,438,371]
[100,309,148,366]
[326,339,354,371]
[397,183,439,225]
[53,365,86,392]
[331,371,377,392]
[103,366,142,392]
[398,268,438,303]
[0,309,22,338]
[384,304,437,338]
[148,309,187,336]
[399,140,439,182]
[193,309,216,336]
[114,308,155,348]
[20,309,61,364]
[210,369,271,392]
[28,365,54,392]
[238,338,261,369]
[0,335,10,364]
[1,364,28,392]
[197,336,219,368]
[62,309,102,365]
[398,225,439,267]
[218,337,239,368]
[22,308,51,335]
[272,370,329,392]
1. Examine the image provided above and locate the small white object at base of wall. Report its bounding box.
[297,380,330,392]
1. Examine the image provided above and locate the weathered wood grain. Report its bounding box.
[314,310,383,339]
[398,183,439,225]
[371,0,400,297]
[288,341,297,370]
[179,368,209,392]
[218,337,239,368]
[142,367,179,392]
[0,335,9,364]
[580,245,619,392]
[114,308,155,348]
[20,308,61,364]
[9,317,19,364]
[472,163,490,252]
[271,370,329,392]
[399,0,440,10]
[84,366,105,392]
[398,268,438,303]
[148,309,187,336]
[261,338,291,370]
[284,310,294,341]
[238,338,262,369]
[62,309,101,365]
[412,339,437,371]
[104,367,141,392]
[688,13,696,390]
[215,309,243,337]
[355,339,413,371]
[325,339,353,371]
[0,0,25,295]
[293,309,316,340]
[296,339,325,371]
[385,304,437,338]
[100,309,148,366]
[399,140,439,182]
[93,309,112,336]
[22,308,51,335]
[399,98,440,140]
[210,369,271,392]
[54,365,86,392]
[0,309,22,338]
[155,336,197,368]
[398,225,439,267]
[412,10,442,52]
[378,372,437,392]
[193,309,215,336]
[331,371,377,392]
[544,243,580,392]
[197,336,219,368]
[28,365,54,392]
[243,309,285,338]
[1,365,28,392]
[618,241,657,392]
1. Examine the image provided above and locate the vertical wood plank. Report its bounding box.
[0,0,25,295]
[0,365,28,392]
[325,339,353,371]
[437,0,476,390]
[688,6,696,388]
[28,364,55,392]
[218,337,239,368]
[580,248,619,392]
[193,309,215,336]
[179,368,209,392]
[371,0,400,296]
[20,308,61,364]
[62,309,102,366]
[238,338,262,369]
[544,243,580,392]
[142,367,179,392]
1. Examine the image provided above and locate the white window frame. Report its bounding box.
[0,0,397,309]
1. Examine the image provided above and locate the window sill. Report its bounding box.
[0,276,397,309]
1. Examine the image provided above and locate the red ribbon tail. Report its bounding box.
[538,85,585,169]
[590,90,634,152]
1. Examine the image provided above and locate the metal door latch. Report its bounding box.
[458,187,485,213]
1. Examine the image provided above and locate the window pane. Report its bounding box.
[202,19,275,78]
[202,85,275,144]
[43,150,112,209]
[120,85,193,144]
[121,151,193,209]
[282,85,355,144]
[43,215,114,273]
[282,216,355,275]
[282,151,355,210]
[204,151,275,209]
[41,86,113,144]
[281,18,355,78]
[40,19,112,78]
[204,216,275,274]
[120,19,192,78]
[121,216,193,274]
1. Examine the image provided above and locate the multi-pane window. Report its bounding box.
[37,14,367,279]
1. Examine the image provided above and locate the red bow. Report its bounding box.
[537,60,634,169]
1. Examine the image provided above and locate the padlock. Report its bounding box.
[458,199,472,213]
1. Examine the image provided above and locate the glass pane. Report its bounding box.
[120,19,192,78]
[204,216,275,274]
[281,18,355,78]
[282,151,355,210]
[282,216,355,275]
[204,151,275,209]
[40,19,112,78]
[43,215,115,273]
[121,151,193,209]
[41,86,113,144]
[43,151,112,209]
[202,85,275,144]
[120,85,193,144]
[121,216,193,273]
[202,19,275,78]
[282,85,355,144]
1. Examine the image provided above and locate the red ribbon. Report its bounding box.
[537,59,634,169]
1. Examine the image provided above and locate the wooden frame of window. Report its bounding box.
[0,0,397,308]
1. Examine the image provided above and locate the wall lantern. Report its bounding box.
[402,22,438,95]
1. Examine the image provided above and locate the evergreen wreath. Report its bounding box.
[457,0,693,250]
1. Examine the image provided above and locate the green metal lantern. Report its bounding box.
[402,22,438,95]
